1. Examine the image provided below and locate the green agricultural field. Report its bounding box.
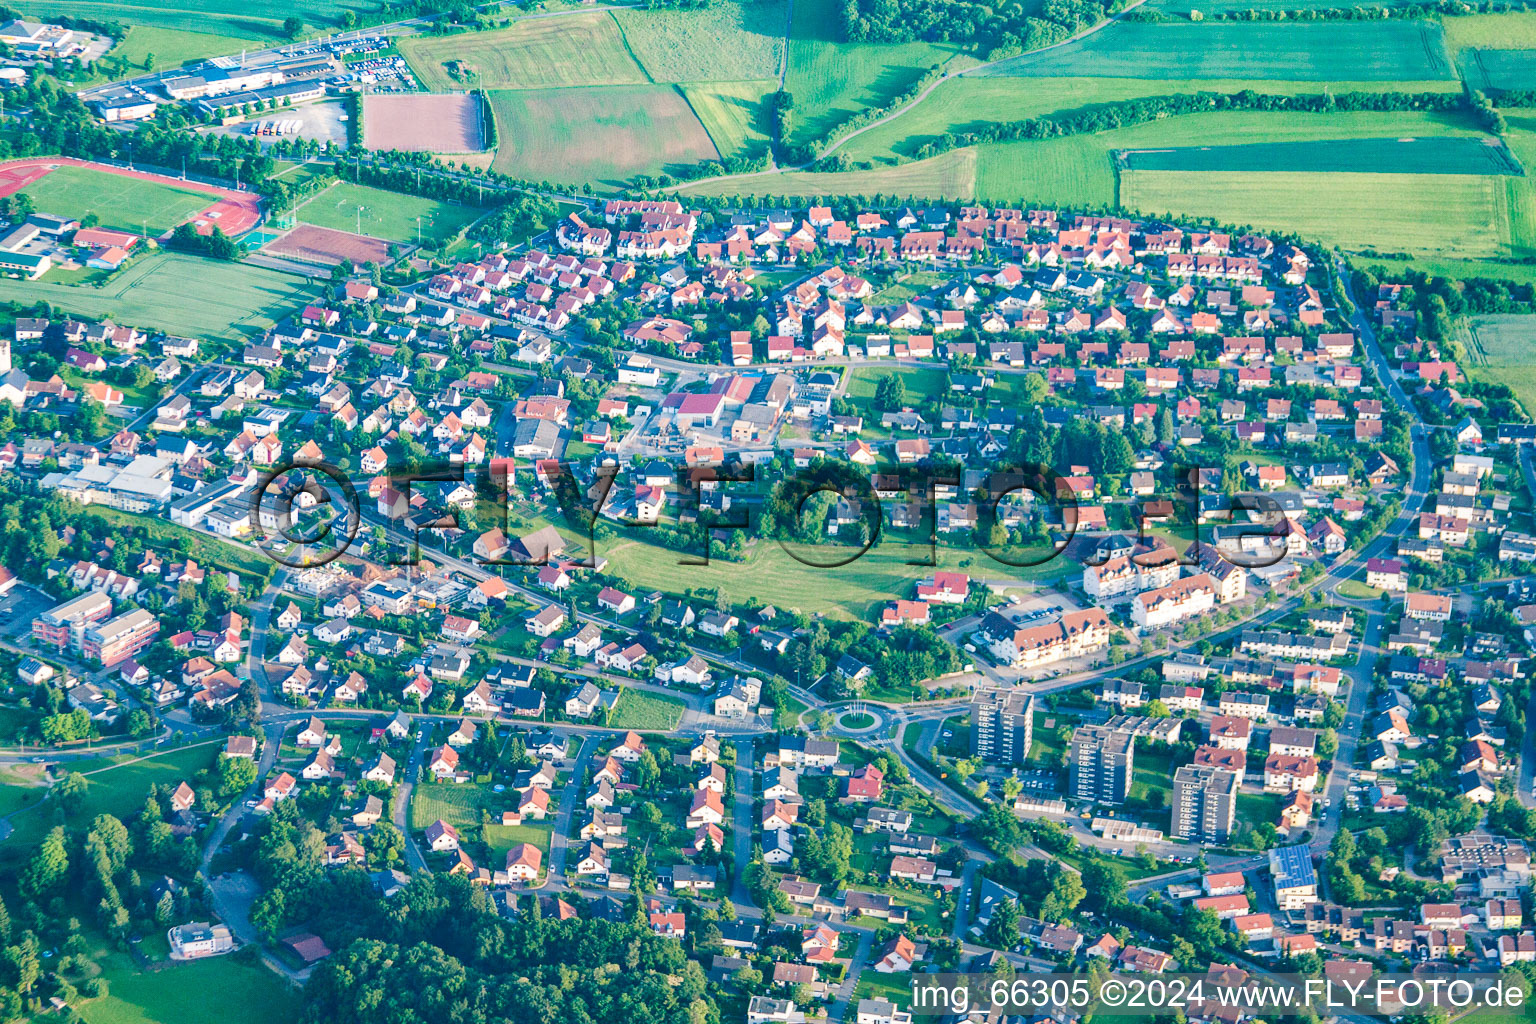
[606,689,686,731]
[681,146,977,198]
[1442,11,1536,52]
[978,21,1455,80]
[488,86,720,188]
[1120,168,1511,259]
[684,80,777,160]
[399,12,647,91]
[19,165,214,234]
[1461,49,1536,93]
[297,181,481,244]
[970,107,1491,206]
[1458,313,1536,415]
[15,0,368,40]
[836,75,1463,166]
[782,0,974,149]
[0,252,321,339]
[1119,136,1523,175]
[82,952,300,1024]
[613,0,788,83]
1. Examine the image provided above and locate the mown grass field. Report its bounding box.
[606,689,687,731]
[614,0,788,83]
[399,12,647,91]
[20,165,213,234]
[15,0,368,39]
[979,20,1456,80]
[410,780,495,830]
[1458,313,1536,415]
[489,86,720,187]
[682,146,977,198]
[82,952,301,1024]
[782,0,974,149]
[1119,168,1511,258]
[971,107,1488,206]
[684,80,778,160]
[0,252,321,338]
[1120,136,1523,174]
[297,181,481,244]
[836,75,1463,165]
[108,25,259,70]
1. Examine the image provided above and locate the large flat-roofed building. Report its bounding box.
[970,686,1034,765]
[1172,764,1239,843]
[81,608,159,667]
[1069,725,1134,805]
[32,591,113,650]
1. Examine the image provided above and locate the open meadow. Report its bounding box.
[14,0,368,39]
[684,81,778,161]
[681,146,976,198]
[0,252,321,339]
[613,0,788,83]
[19,165,215,234]
[399,12,647,91]
[1119,169,1512,259]
[82,952,300,1024]
[488,86,720,188]
[1458,313,1536,416]
[298,181,482,244]
[978,20,1456,80]
[782,0,974,149]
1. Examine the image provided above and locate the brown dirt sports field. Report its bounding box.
[263,224,394,266]
[363,93,486,153]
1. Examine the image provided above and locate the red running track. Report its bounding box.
[0,156,262,237]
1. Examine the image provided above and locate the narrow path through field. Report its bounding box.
[670,0,1150,193]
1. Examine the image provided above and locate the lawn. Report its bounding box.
[399,12,647,91]
[18,165,214,235]
[0,252,321,340]
[15,0,368,40]
[409,780,496,830]
[837,75,1463,166]
[8,742,220,849]
[1458,313,1536,416]
[979,20,1456,80]
[782,0,974,149]
[846,365,949,404]
[1119,136,1523,175]
[613,0,788,83]
[1236,792,1284,829]
[297,181,481,245]
[684,81,778,161]
[1119,168,1512,260]
[483,821,553,866]
[851,969,916,1010]
[108,25,259,70]
[606,688,687,731]
[680,146,977,198]
[488,86,721,188]
[82,951,300,1024]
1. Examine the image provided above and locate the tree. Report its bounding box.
[1039,869,1085,923]
[1080,858,1126,912]
[874,373,906,411]
[143,52,154,70]
[283,16,304,37]
[22,826,69,898]
[983,895,1022,950]
[53,771,87,812]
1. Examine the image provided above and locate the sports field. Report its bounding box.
[782,0,974,149]
[264,224,394,266]
[1458,313,1536,415]
[14,0,368,39]
[398,12,647,91]
[681,146,976,198]
[488,86,720,188]
[1120,136,1523,175]
[17,165,214,234]
[979,21,1456,80]
[684,81,777,160]
[297,182,481,244]
[1120,169,1511,259]
[835,75,1464,165]
[0,252,321,339]
[362,93,486,153]
[614,0,788,83]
